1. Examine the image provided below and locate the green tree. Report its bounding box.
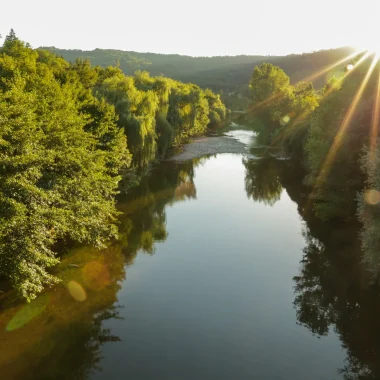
[249,63,290,104]
[0,33,226,300]
[0,34,129,300]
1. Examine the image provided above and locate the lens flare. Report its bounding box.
[300,50,365,84]
[247,50,365,119]
[273,53,371,146]
[6,294,49,332]
[82,260,110,291]
[280,115,290,126]
[365,189,380,205]
[67,280,87,302]
[313,54,378,190]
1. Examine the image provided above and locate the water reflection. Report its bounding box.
[244,151,380,380]
[0,245,126,379]
[1,140,380,379]
[243,157,283,206]
[117,158,205,257]
[286,175,380,380]
[0,157,207,379]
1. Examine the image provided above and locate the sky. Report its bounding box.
[1,0,379,56]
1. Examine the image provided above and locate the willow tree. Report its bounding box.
[97,72,158,168]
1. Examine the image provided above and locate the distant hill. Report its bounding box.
[41,46,356,93]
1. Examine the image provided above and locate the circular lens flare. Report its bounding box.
[365,189,380,205]
[67,281,87,302]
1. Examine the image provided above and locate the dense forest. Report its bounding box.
[0,30,227,300]
[245,51,380,279]
[43,46,355,109]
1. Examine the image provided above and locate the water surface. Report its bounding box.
[0,131,377,380]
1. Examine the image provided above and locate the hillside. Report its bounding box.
[41,47,356,94]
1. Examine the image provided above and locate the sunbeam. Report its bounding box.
[312,54,378,194]
[300,50,365,84]
[247,92,283,114]
[247,50,366,118]
[272,52,372,144]
[370,66,380,163]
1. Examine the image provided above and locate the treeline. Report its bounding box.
[41,46,265,91]
[247,53,380,275]
[0,30,226,300]
[44,46,355,108]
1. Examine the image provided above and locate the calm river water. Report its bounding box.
[0,130,378,380]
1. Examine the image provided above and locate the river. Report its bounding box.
[0,130,378,379]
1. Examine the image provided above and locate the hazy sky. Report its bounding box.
[1,0,378,56]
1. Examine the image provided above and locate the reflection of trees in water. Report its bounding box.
[0,245,126,379]
[243,157,283,206]
[118,158,205,257]
[273,158,380,380]
[293,228,333,337]
[358,197,380,280]
[292,214,380,379]
[0,157,208,379]
[32,305,123,380]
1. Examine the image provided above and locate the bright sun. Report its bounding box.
[353,39,380,57]
[365,43,380,56]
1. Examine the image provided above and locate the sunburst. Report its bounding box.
[272,50,369,144]
[313,54,378,187]
[246,46,380,213]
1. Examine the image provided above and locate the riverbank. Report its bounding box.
[168,134,247,161]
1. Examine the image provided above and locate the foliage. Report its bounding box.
[0,31,226,300]
[0,33,131,300]
[249,63,290,104]
[248,63,319,146]
[43,46,355,98]
[304,58,374,220]
[246,53,380,281]
[246,55,380,224]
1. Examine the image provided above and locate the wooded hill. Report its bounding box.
[42,46,355,93]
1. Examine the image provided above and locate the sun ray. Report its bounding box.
[247,92,283,114]
[299,50,365,84]
[272,52,372,144]
[310,54,378,199]
[246,50,366,117]
[370,65,380,163]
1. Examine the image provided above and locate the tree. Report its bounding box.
[0,37,129,300]
[5,29,17,43]
[0,35,227,300]
[249,63,290,103]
